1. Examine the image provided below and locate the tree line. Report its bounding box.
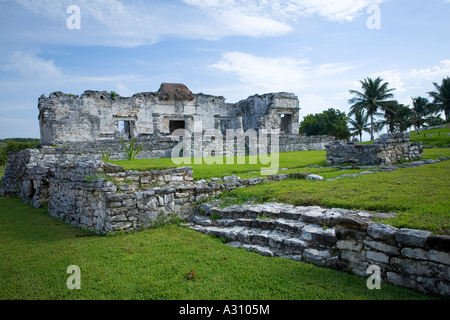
[300,76,449,142]
[0,139,40,166]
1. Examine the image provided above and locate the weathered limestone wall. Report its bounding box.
[235,93,300,134]
[191,202,450,297]
[38,90,233,145]
[336,217,450,296]
[13,157,212,234]
[326,133,423,165]
[279,134,335,152]
[38,88,300,146]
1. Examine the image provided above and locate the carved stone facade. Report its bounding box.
[38,83,300,146]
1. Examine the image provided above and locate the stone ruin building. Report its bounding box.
[37,83,333,158]
[40,83,299,144]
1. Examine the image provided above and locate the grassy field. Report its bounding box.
[111,148,450,181]
[110,150,327,180]
[0,197,439,300]
[112,148,449,235]
[220,160,450,235]
[409,126,450,146]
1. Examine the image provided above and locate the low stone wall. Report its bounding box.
[279,134,335,152]
[326,133,423,165]
[190,202,450,297]
[336,219,450,296]
[16,159,214,234]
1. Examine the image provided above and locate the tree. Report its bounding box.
[0,140,40,166]
[428,77,450,121]
[299,108,351,140]
[377,102,412,134]
[349,77,396,141]
[410,97,436,132]
[347,108,371,142]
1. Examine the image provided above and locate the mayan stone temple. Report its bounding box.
[35,83,334,158]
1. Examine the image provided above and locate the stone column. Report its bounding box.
[152,113,160,136]
[237,113,243,130]
[214,115,221,131]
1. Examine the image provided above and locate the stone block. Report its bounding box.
[401,247,450,265]
[284,238,307,254]
[366,224,398,244]
[335,226,366,241]
[303,248,335,267]
[366,250,390,264]
[391,257,449,280]
[335,215,369,232]
[110,214,128,222]
[339,250,366,264]
[395,228,431,247]
[424,235,450,253]
[363,239,399,255]
[386,272,418,290]
[336,240,363,252]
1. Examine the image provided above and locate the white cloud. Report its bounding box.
[183,0,386,25]
[210,51,356,93]
[1,51,63,79]
[369,60,450,95]
[409,60,450,81]
[13,0,387,47]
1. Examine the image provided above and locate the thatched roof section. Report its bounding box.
[158,83,195,101]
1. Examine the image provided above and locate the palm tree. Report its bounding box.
[428,77,450,121]
[410,97,435,133]
[349,77,396,141]
[377,102,412,134]
[347,109,371,142]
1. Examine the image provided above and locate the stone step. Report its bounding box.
[189,214,337,248]
[227,241,337,267]
[199,202,361,228]
[189,219,337,254]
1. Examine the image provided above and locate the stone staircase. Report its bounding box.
[186,202,390,268]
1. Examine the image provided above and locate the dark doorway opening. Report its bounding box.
[170,120,186,134]
[117,120,134,139]
[280,114,292,134]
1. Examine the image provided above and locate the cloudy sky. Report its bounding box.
[0,0,449,139]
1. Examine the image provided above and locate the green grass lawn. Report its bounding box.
[0,197,439,300]
[110,148,450,181]
[110,150,327,180]
[221,160,450,235]
[409,126,450,146]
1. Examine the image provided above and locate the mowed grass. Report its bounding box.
[110,148,450,181]
[0,197,438,300]
[110,150,327,180]
[223,160,450,235]
[409,126,450,146]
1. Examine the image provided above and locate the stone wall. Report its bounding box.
[13,157,217,234]
[190,202,450,297]
[279,134,335,152]
[325,133,423,165]
[38,86,300,146]
[46,162,203,234]
[336,218,450,296]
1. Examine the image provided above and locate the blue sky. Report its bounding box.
[0,0,449,139]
